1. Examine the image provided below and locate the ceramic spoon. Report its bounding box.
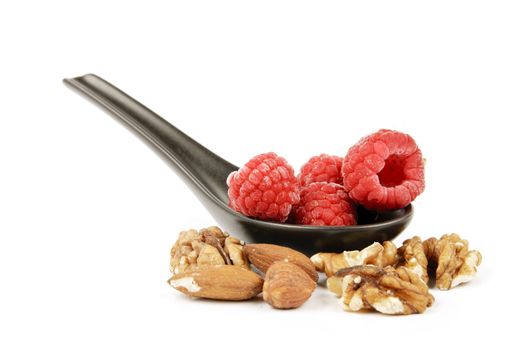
[63,74,413,255]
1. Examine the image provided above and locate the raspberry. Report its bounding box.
[227,152,300,222]
[297,154,343,186]
[342,129,425,211]
[292,182,357,226]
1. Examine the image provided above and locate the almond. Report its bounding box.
[244,243,319,282]
[167,265,263,300]
[263,261,317,309]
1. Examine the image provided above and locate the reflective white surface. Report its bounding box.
[0,1,522,349]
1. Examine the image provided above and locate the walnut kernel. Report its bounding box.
[170,226,248,274]
[328,265,434,315]
[310,241,398,277]
[398,236,429,283]
[423,234,482,290]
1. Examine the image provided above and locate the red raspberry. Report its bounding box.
[297,154,343,186]
[293,182,357,226]
[342,129,425,211]
[227,152,300,222]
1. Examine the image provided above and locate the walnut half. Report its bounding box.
[310,241,398,277]
[327,265,434,315]
[170,226,249,274]
[398,236,429,283]
[423,234,482,290]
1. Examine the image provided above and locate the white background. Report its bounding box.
[1,1,524,348]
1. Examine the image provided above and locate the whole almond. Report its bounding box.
[263,261,317,309]
[244,243,319,282]
[167,265,263,300]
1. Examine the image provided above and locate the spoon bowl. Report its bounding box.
[64,74,413,256]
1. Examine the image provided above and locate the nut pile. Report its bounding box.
[168,226,318,309]
[167,227,482,315]
[313,234,482,315]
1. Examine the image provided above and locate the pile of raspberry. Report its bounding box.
[227,129,425,226]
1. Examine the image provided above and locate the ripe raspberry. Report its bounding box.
[342,129,425,211]
[293,182,357,226]
[297,154,343,186]
[227,152,300,222]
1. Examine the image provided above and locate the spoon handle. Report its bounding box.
[63,74,237,202]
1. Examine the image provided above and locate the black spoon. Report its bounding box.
[63,74,413,256]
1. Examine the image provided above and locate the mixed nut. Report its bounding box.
[167,226,482,315]
[168,226,318,308]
